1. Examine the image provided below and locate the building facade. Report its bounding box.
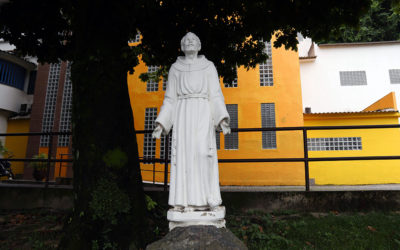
[128,38,305,186]
[299,39,400,113]
[0,40,37,176]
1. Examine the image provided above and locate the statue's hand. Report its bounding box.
[152,124,164,139]
[220,119,231,135]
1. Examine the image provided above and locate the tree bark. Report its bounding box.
[58,1,148,249]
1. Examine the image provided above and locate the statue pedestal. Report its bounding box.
[167,206,226,230]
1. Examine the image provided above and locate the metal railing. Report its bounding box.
[2,124,400,191]
[136,124,400,191]
[0,131,72,187]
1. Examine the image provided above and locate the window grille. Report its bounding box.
[58,62,72,147]
[339,71,367,86]
[40,63,61,147]
[160,133,172,159]
[0,58,26,91]
[261,103,276,149]
[134,33,140,42]
[224,68,238,88]
[225,104,238,149]
[162,77,168,91]
[216,130,220,150]
[389,69,400,84]
[260,42,273,86]
[143,108,157,162]
[307,137,362,151]
[146,66,159,92]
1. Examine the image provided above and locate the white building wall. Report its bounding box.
[0,84,32,113]
[300,40,400,113]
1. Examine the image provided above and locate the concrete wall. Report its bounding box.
[0,84,32,113]
[300,40,400,113]
[2,185,400,213]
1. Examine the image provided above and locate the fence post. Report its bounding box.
[163,133,169,192]
[302,128,310,191]
[45,132,53,188]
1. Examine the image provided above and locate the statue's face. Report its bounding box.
[181,33,201,53]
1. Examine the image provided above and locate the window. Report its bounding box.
[259,42,273,86]
[162,77,168,91]
[225,104,238,149]
[27,70,37,95]
[58,62,72,147]
[146,66,159,92]
[340,71,367,86]
[0,58,26,91]
[389,69,400,84]
[134,33,141,43]
[216,130,220,150]
[40,63,61,147]
[261,103,276,149]
[160,133,172,159]
[143,108,157,162]
[224,68,238,88]
[308,137,362,151]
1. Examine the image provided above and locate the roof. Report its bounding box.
[0,50,36,70]
[318,40,400,47]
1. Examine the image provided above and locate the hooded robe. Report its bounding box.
[155,55,229,207]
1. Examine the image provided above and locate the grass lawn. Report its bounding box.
[227,210,400,250]
[1,208,400,249]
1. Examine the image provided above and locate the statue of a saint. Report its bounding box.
[153,32,230,220]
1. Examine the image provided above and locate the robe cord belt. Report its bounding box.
[177,94,208,100]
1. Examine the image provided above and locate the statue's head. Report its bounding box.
[180,32,201,53]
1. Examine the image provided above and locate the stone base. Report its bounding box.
[146,225,247,250]
[167,206,226,230]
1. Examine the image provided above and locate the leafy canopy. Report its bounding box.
[0,0,371,82]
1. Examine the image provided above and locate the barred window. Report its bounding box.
[308,137,362,151]
[224,68,238,88]
[340,71,367,86]
[389,69,400,84]
[134,33,140,43]
[162,77,168,91]
[216,130,220,150]
[160,133,172,159]
[143,108,157,162]
[147,66,159,92]
[261,103,276,149]
[40,63,61,147]
[58,62,72,147]
[225,104,238,149]
[260,42,273,86]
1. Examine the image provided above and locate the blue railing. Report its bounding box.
[0,58,26,91]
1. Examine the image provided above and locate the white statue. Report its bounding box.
[152,32,230,229]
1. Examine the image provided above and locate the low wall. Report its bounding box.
[1,185,400,212]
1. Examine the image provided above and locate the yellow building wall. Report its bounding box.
[38,147,70,178]
[304,112,400,185]
[128,38,305,186]
[4,119,30,175]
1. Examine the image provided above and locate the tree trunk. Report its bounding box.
[59,1,149,249]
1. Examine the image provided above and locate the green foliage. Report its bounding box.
[321,0,400,43]
[89,178,131,225]
[102,148,128,170]
[145,195,157,211]
[29,153,51,170]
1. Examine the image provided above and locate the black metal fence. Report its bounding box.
[0,131,72,187]
[2,124,400,191]
[136,124,400,191]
